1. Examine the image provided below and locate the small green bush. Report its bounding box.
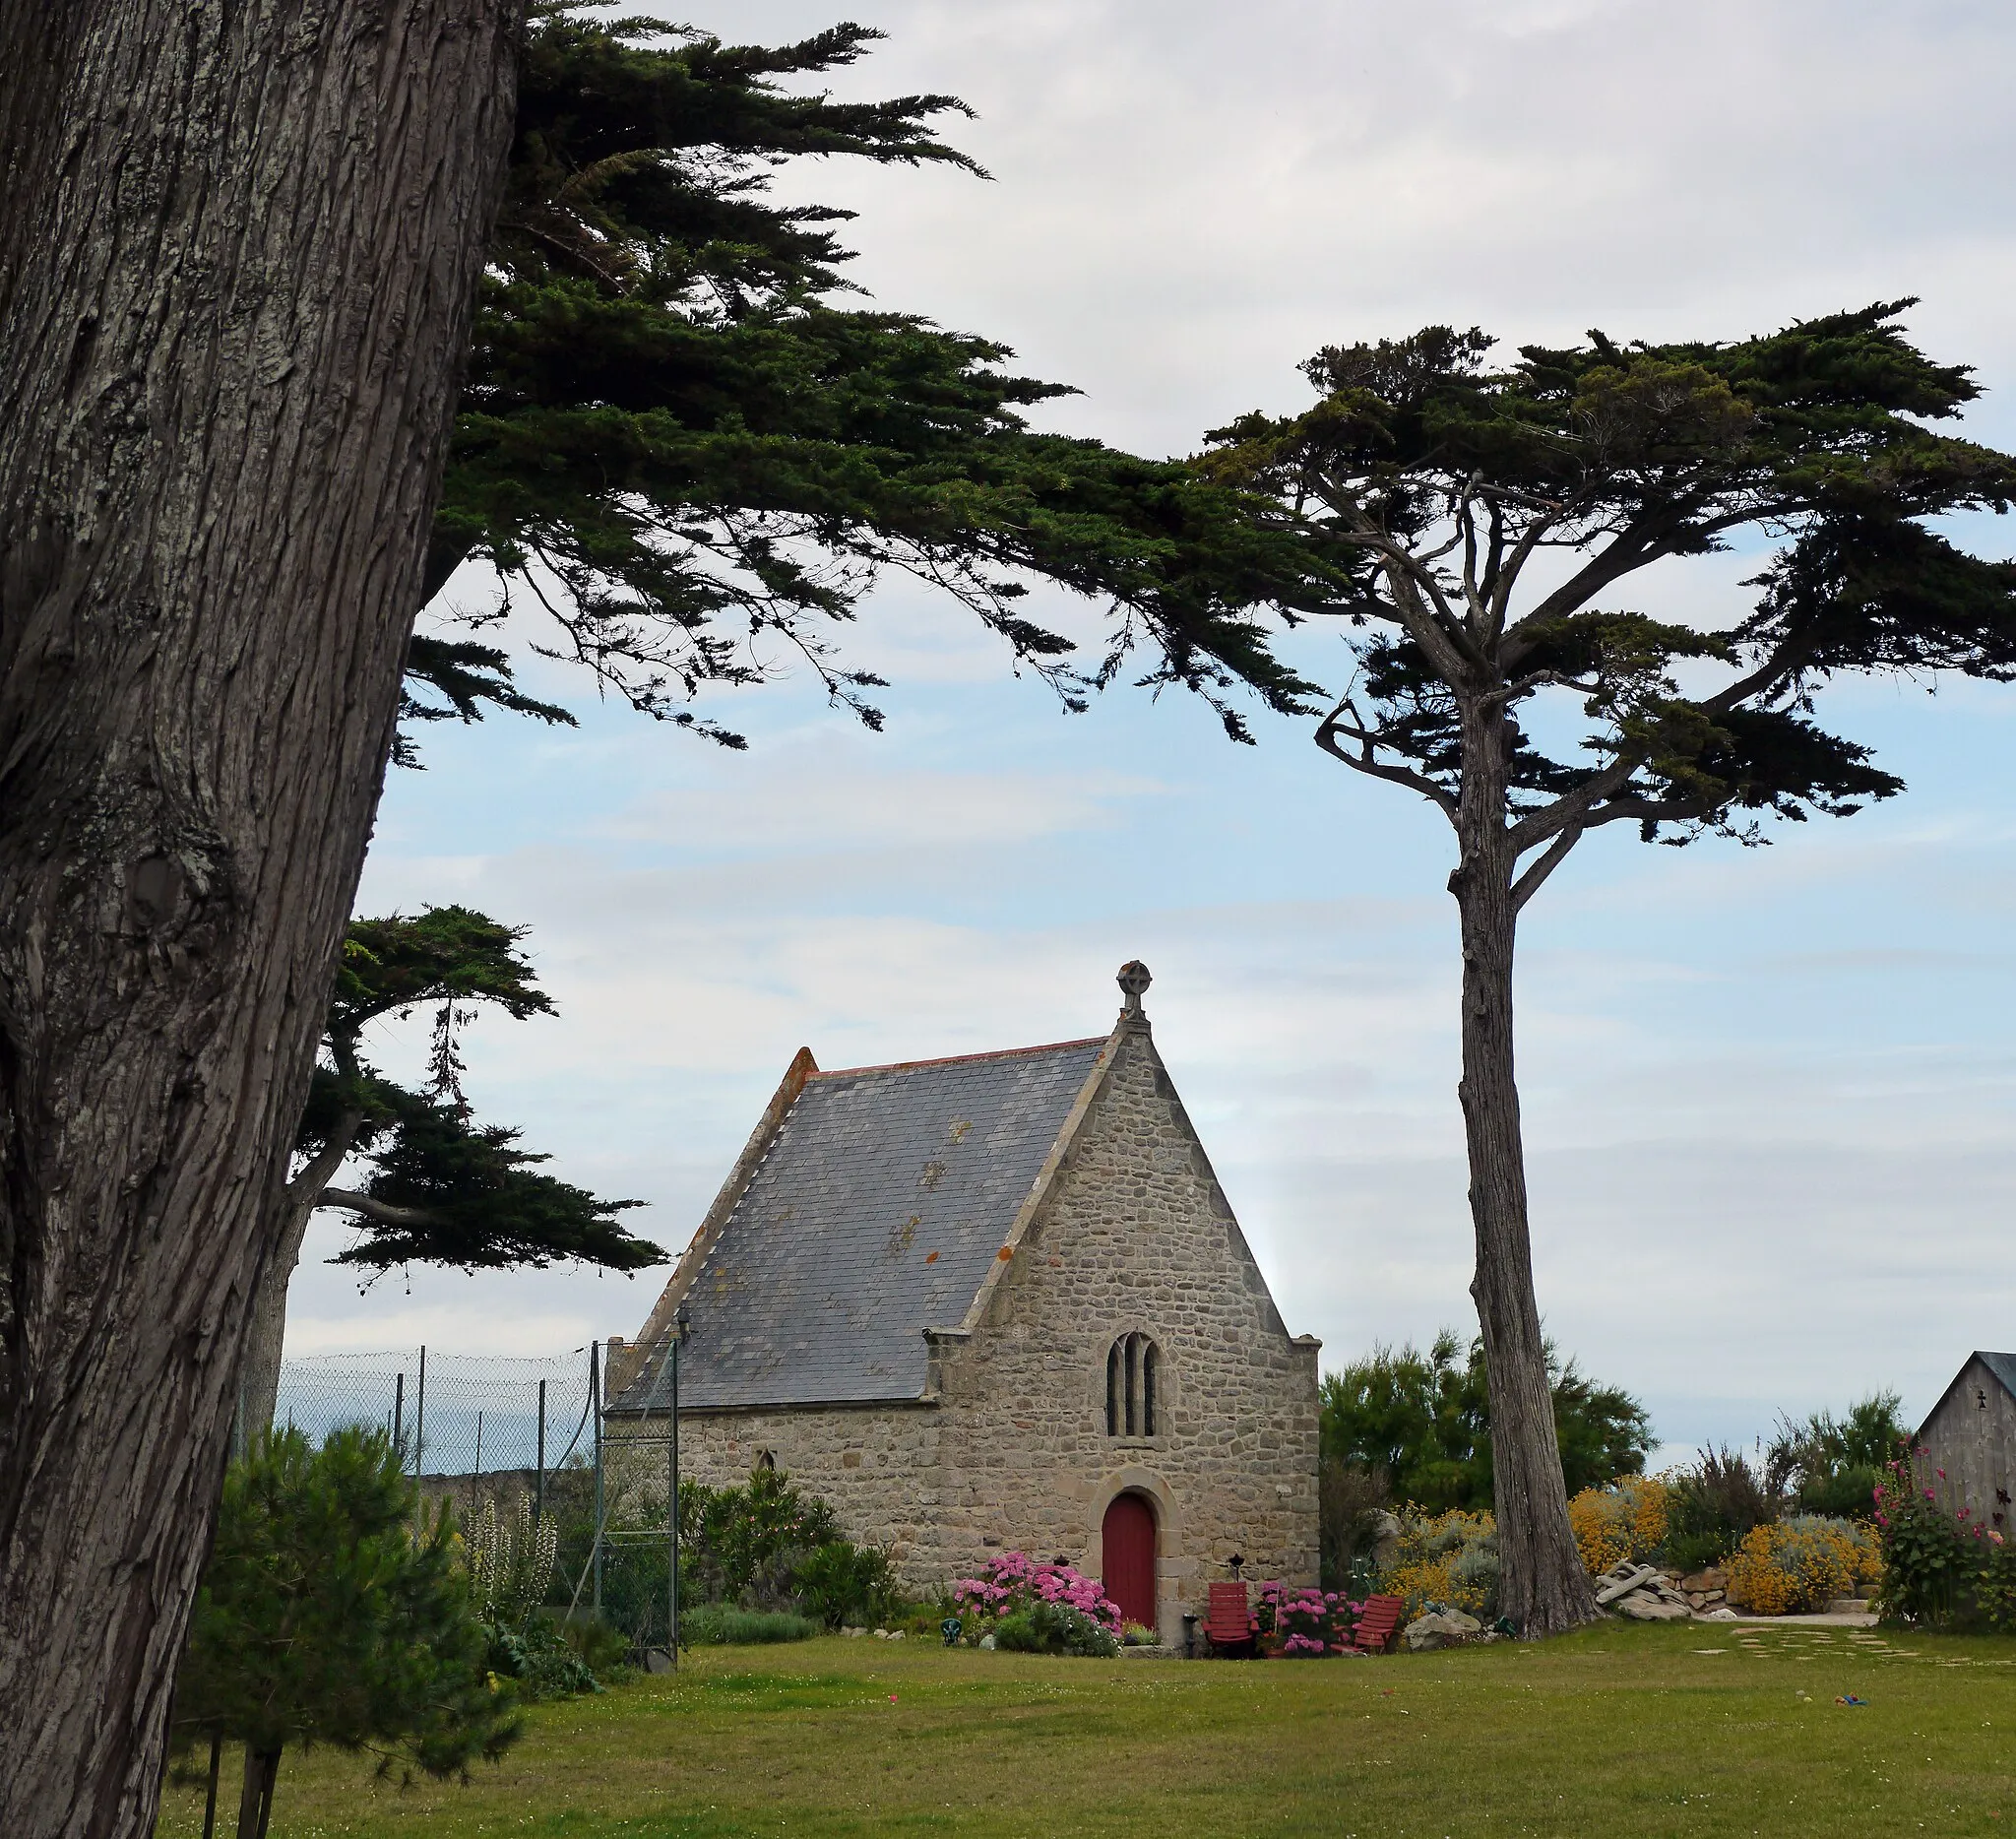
[1662,1447,1776,1570]
[486,1614,598,1700]
[792,1540,901,1629]
[991,1600,1119,1658]
[562,1617,633,1677]
[681,1604,820,1646]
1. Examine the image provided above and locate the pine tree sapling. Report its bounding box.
[243,907,660,1436]
[172,1428,521,1839]
[1205,304,2016,1632]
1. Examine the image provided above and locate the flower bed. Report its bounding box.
[1252,1581,1359,1656]
[1724,1513,1879,1614]
[1567,1478,1670,1577]
[952,1553,1123,1654]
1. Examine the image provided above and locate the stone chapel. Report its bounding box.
[603,963,1319,1642]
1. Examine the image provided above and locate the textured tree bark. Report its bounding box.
[236,1202,316,1448]
[1451,701,1599,1638]
[239,1105,366,1443]
[0,6,523,1835]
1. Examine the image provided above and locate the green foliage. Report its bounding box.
[403,4,1314,757]
[1201,304,2016,845]
[301,906,661,1277]
[484,1615,600,1700]
[1767,1392,1908,1520]
[682,1605,822,1645]
[171,1427,520,1816]
[1320,1332,1652,1512]
[678,1463,846,1608]
[992,1600,1119,1658]
[1661,1446,1778,1572]
[789,1540,903,1630]
[674,1463,900,1629]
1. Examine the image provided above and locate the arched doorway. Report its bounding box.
[1101,1491,1157,1631]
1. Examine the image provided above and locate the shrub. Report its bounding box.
[952,1553,1124,1644]
[1253,1581,1357,1655]
[1382,1507,1499,1619]
[680,1464,846,1609]
[1567,1476,1670,1575]
[681,1604,821,1645]
[1661,1447,1776,1572]
[1768,1394,1908,1520]
[992,1600,1119,1657]
[1874,1446,1999,1626]
[1319,1459,1390,1591]
[1725,1515,1880,1614]
[486,1613,599,1699]
[791,1540,902,1630]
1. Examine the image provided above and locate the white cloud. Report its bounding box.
[301,2,2016,1465]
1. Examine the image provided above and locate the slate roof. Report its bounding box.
[615,1036,1109,1411]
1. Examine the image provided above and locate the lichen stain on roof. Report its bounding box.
[617,1036,1108,1411]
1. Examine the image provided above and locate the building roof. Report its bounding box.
[1982,1353,2016,1402]
[614,1035,1111,1411]
[1916,1351,2016,1440]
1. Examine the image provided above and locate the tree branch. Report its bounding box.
[1505,749,1648,856]
[1510,823,1586,912]
[284,1106,366,1211]
[312,1188,442,1231]
[1315,698,1459,821]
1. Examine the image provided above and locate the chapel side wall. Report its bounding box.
[604,1403,960,1589]
[1920,1359,2016,1526]
[932,1025,1320,1640]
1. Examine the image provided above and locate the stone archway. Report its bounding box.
[1088,1466,1181,1640]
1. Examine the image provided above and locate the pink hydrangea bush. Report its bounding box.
[1252,1580,1360,1656]
[951,1552,1125,1638]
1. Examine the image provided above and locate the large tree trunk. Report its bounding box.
[1451,701,1598,1638]
[0,7,522,1836]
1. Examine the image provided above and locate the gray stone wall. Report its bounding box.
[610,1020,1319,1643]
[925,1021,1319,1640]
[1921,1357,2016,1529]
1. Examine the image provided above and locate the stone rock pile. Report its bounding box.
[1594,1561,1732,1620]
[1595,1561,1692,1619]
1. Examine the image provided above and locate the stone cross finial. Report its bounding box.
[1116,959,1152,1020]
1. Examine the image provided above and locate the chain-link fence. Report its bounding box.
[271,1344,680,1653]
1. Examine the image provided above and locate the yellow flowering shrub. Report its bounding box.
[1384,1507,1499,1618]
[1725,1515,1882,1614]
[1568,1477,1670,1575]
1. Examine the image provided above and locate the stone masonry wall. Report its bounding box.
[927,1021,1319,1640]
[608,1020,1319,1642]
[608,1401,948,1577]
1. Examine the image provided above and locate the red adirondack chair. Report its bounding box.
[1351,1593,1405,1654]
[1202,1580,1255,1656]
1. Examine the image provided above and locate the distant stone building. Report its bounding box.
[604,964,1319,1641]
[1918,1352,2016,1532]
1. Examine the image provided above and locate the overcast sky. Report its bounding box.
[291,0,2016,1466]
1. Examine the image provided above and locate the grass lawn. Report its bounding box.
[155,1620,2016,1838]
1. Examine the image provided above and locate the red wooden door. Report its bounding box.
[1102,1492,1157,1630]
